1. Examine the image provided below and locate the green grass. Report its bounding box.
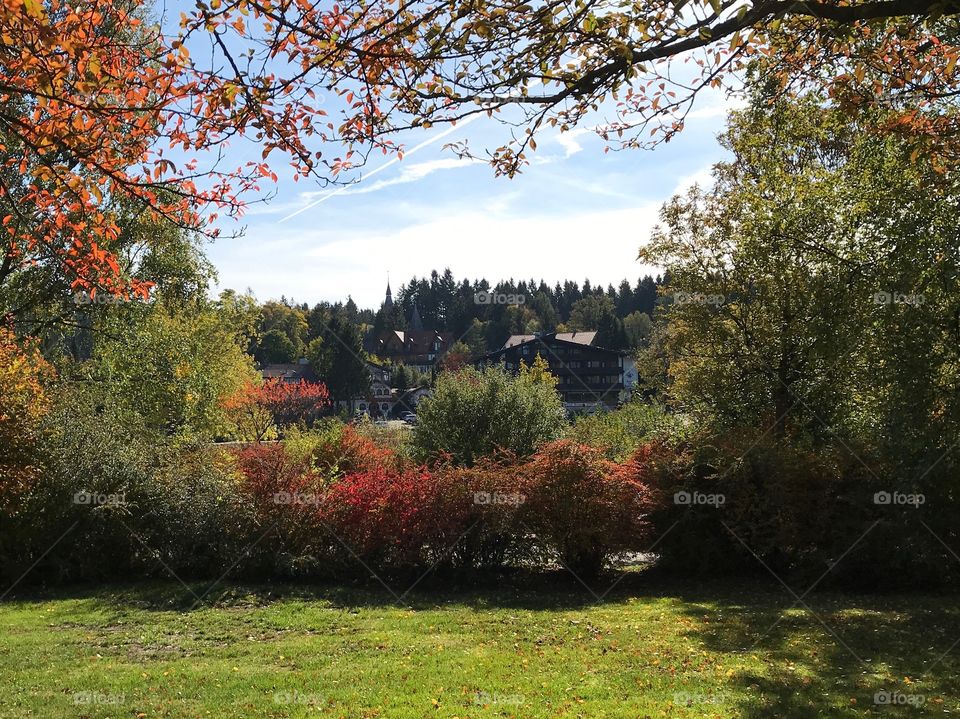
[1,575,958,717]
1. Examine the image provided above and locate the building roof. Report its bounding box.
[485,331,624,361]
[501,331,597,350]
[260,362,318,382]
[558,331,598,346]
[374,329,453,357]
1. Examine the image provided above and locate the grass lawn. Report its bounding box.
[1,575,958,717]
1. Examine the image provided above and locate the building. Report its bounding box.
[480,331,638,413]
[260,358,317,383]
[367,282,454,374]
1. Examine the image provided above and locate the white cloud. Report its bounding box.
[685,92,748,121]
[214,204,663,306]
[554,127,595,158]
[673,165,715,195]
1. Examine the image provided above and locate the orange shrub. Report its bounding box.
[0,328,52,508]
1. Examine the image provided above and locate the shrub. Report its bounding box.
[566,401,685,461]
[323,463,471,571]
[231,436,531,576]
[641,433,842,577]
[436,455,529,570]
[285,422,399,477]
[640,430,960,589]
[412,364,566,466]
[223,378,330,441]
[137,441,251,577]
[230,441,332,576]
[518,440,659,578]
[2,382,243,583]
[352,415,414,459]
[230,426,409,577]
[0,328,52,509]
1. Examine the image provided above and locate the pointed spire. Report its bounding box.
[384,274,393,310]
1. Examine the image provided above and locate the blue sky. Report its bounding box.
[203,79,741,310]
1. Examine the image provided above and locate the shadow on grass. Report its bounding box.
[669,584,960,717]
[4,571,960,716]
[1,566,668,612]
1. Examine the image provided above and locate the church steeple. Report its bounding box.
[410,303,423,330]
[383,276,393,310]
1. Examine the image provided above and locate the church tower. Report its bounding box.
[383,277,393,311]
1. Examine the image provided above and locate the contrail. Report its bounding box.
[279,115,482,222]
[279,77,545,222]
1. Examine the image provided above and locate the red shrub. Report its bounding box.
[224,379,330,440]
[432,455,527,569]
[518,440,659,577]
[231,442,329,564]
[323,464,473,568]
[231,435,663,579]
[312,425,398,476]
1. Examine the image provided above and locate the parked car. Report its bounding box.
[401,412,418,425]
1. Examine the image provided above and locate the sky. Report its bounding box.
[205,87,741,310]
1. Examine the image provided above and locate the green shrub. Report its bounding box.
[412,365,566,466]
[642,430,960,589]
[1,383,244,584]
[566,401,685,461]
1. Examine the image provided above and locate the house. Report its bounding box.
[501,331,598,349]
[367,358,391,385]
[366,283,454,374]
[352,386,432,419]
[390,387,432,418]
[480,332,638,413]
[260,358,317,383]
[373,328,453,374]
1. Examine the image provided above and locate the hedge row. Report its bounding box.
[2,420,956,589]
